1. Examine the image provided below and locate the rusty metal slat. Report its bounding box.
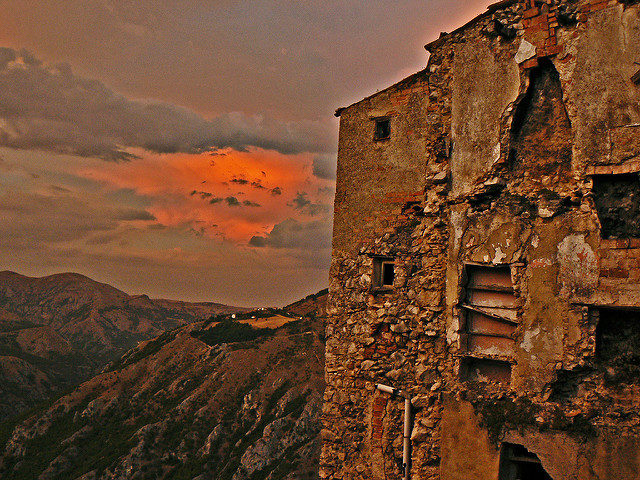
[460,304,518,325]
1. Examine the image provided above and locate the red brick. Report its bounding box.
[600,267,629,278]
[521,58,539,70]
[528,16,548,27]
[524,7,540,19]
[630,268,640,281]
[545,45,563,56]
[602,238,630,249]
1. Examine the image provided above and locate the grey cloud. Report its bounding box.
[288,191,331,216]
[271,187,282,196]
[306,204,331,216]
[147,224,168,230]
[0,188,160,250]
[49,185,72,194]
[116,209,157,221]
[242,200,260,207]
[209,197,223,204]
[318,185,335,196]
[225,196,241,207]
[249,218,331,249]
[230,178,249,185]
[290,192,311,209]
[248,236,267,247]
[191,190,213,199]
[0,49,335,160]
[0,190,118,242]
[312,153,337,180]
[0,47,16,68]
[85,232,120,245]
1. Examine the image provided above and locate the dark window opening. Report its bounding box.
[632,68,640,85]
[372,257,395,290]
[460,264,517,383]
[382,262,395,286]
[374,118,391,140]
[596,308,640,384]
[592,173,640,239]
[499,443,553,480]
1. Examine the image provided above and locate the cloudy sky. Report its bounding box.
[0,0,492,306]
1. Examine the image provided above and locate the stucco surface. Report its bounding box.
[451,38,520,195]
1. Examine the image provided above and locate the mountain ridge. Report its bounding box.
[0,270,250,419]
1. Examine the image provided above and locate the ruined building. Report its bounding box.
[321,1,640,479]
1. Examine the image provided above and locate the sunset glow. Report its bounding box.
[0,0,493,305]
[77,148,333,242]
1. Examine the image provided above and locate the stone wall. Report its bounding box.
[332,72,432,254]
[323,1,640,479]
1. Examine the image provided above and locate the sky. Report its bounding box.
[0,0,493,306]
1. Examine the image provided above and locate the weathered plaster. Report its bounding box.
[568,5,640,171]
[451,38,520,195]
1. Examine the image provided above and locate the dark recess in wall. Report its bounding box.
[592,173,640,239]
[597,308,640,384]
[508,58,572,176]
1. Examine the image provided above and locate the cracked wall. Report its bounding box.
[322,1,640,480]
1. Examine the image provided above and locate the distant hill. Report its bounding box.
[283,289,328,318]
[0,308,325,479]
[0,271,249,419]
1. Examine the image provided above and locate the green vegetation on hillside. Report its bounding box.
[191,320,275,347]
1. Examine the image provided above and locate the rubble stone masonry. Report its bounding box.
[322,1,640,479]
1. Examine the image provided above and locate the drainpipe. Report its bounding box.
[375,383,412,480]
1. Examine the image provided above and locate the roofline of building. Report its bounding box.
[334,69,428,117]
[335,0,520,117]
[425,0,519,52]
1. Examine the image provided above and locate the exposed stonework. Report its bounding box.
[323,1,640,479]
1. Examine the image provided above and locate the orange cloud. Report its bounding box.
[77,148,334,242]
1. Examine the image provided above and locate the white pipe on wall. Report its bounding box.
[403,397,411,480]
[375,383,412,480]
[376,383,401,396]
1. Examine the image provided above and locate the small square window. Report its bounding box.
[381,262,395,286]
[461,357,512,383]
[374,118,391,140]
[372,257,395,290]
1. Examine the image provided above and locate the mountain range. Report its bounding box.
[0,271,249,419]
[0,271,327,479]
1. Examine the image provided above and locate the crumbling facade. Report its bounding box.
[321,1,640,479]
